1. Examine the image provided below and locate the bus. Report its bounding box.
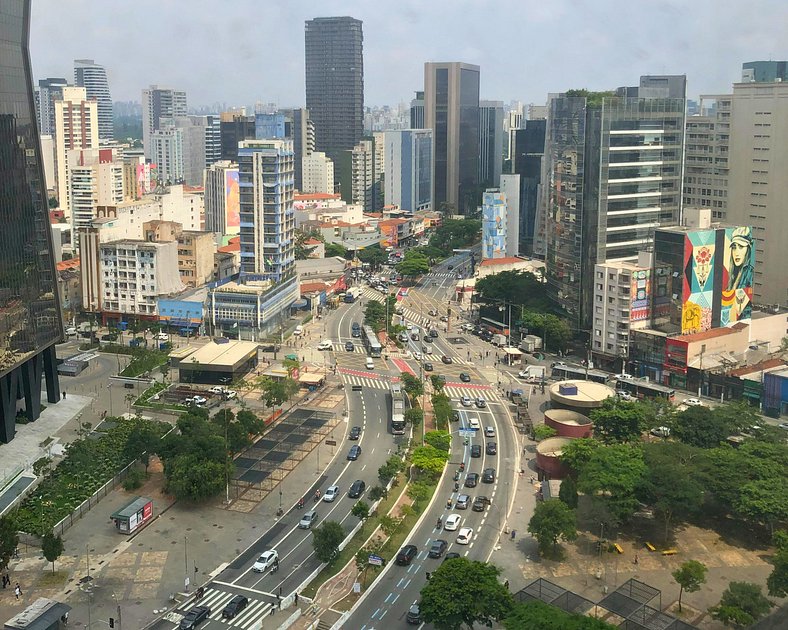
[551,363,610,384]
[362,325,382,358]
[391,382,406,435]
[615,378,675,401]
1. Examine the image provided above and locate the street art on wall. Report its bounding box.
[225,169,240,232]
[721,226,754,325]
[681,230,716,334]
[482,191,506,260]
[630,269,652,322]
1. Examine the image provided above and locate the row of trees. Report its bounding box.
[427,219,482,255]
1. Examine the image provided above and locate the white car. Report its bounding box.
[209,386,224,395]
[317,340,333,351]
[456,527,474,545]
[65,327,77,336]
[468,417,480,430]
[252,549,278,572]
[406,323,414,331]
[223,390,237,400]
[413,351,423,361]
[616,390,632,401]
[461,396,473,408]
[323,485,340,502]
[444,514,462,532]
[424,346,434,355]
[190,396,207,405]
[651,426,671,438]
[156,332,169,341]
[615,373,634,380]
[293,325,304,336]
[684,398,703,407]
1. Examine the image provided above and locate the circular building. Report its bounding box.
[535,437,572,479]
[549,380,615,414]
[544,408,593,439]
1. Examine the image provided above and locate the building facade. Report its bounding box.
[479,100,503,188]
[141,85,187,160]
[68,147,125,234]
[204,160,239,235]
[74,59,113,141]
[0,0,63,443]
[349,137,379,212]
[302,152,335,194]
[499,174,520,257]
[410,91,425,129]
[151,125,184,184]
[511,119,546,256]
[35,77,69,136]
[481,188,507,260]
[423,62,480,214]
[383,129,433,213]
[219,111,255,162]
[305,16,364,164]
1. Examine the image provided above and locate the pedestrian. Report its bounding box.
[14,582,21,599]
[62,391,66,399]
[294,592,299,605]
[634,554,639,565]
[425,572,431,580]
[511,530,516,541]
[504,580,510,589]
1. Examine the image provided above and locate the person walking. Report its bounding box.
[511,530,517,541]
[14,582,22,599]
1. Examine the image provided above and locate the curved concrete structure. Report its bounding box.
[544,408,593,439]
[549,379,615,413]
[535,436,572,479]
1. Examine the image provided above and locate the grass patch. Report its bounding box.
[37,570,69,587]
[120,348,168,377]
[133,382,188,413]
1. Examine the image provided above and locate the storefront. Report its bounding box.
[111,496,153,535]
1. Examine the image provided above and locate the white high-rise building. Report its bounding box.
[500,174,520,256]
[55,86,99,217]
[151,125,184,185]
[301,152,334,194]
[35,77,69,136]
[142,85,187,159]
[68,147,125,234]
[74,59,113,141]
[383,129,432,212]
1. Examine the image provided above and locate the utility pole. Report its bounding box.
[184,535,189,592]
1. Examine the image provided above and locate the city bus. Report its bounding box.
[390,382,406,435]
[550,363,610,384]
[615,378,676,402]
[362,325,383,358]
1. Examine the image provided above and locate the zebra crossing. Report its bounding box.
[443,385,498,402]
[427,272,457,278]
[341,373,391,390]
[176,587,273,628]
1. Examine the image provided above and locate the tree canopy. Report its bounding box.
[396,250,430,279]
[672,560,708,612]
[420,557,513,630]
[400,372,424,398]
[577,444,646,523]
[767,530,788,597]
[356,244,387,270]
[312,520,345,564]
[589,399,647,444]
[528,499,578,556]
[428,219,481,255]
[41,532,65,573]
[424,430,451,452]
[710,581,773,627]
[520,311,572,353]
[475,271,552,312]
[504,600,617,630]
[411,444,449,477]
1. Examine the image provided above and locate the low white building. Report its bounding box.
[301,152,334,194]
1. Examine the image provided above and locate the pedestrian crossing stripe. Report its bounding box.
[341,374,390,390]
[180,587,273,627]
[443,386,498,401]
[427,272,456,278]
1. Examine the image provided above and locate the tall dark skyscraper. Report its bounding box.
[305,16,364,165]
[0,0,63,443]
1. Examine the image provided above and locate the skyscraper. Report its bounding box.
[384,129,433,213]
[511,119,546,256]
[479,100,504,187]
[305,16,364,164]
[410,91,425,129]
[74,59,113,141]
[219,110,255,162]
[35,77,69,136]
[741,60,788,83]
[141,85,187,160]
[545,79,686,328]
[281,108,314,191]
[0,0,63,443]
[423,62,480,214]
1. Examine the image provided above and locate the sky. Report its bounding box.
[30,0,788,109]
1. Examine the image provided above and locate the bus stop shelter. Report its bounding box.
[110,496,153,534]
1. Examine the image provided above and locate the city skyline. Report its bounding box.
[30,0,787,108]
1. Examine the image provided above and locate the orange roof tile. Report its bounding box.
[304,238,322,245]
[294,192,341,201]
[729,358,786,378]
[56,257,80,271]
[479,256,527,267]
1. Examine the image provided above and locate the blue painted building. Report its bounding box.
[763,368,788,417]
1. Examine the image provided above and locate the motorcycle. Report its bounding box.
[453,470,461,482]
[297,498,305,509]
[436,518,442,529]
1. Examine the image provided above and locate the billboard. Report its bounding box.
[482,190,507,259]
[629,269,652,322]
[225,169,240,232]
[720,226,754,325]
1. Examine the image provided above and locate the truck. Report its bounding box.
[491,333,507,347]
[519,335,543,353]
[344,286,362,303]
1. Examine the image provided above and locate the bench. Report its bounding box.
[645,542,656,552]
[661,549,677,556]
[613,543,623,554]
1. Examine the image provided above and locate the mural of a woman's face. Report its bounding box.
[730,241,749,267]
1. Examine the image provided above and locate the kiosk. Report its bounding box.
[111,496,153,534]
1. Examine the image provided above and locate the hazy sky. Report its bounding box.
[30,0,787,109]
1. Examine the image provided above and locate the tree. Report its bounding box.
[430,374,445,392]
[378,455,404,485]
[364,299,387,333]
[325,242,348,258]
[577,444,646,523]
[710,581,773,627]
[411,444,449,477]
[424,430,451,452]
[282,357,300,377]
[166,453,230,502]
[428,219,482,255]
[420,557,513,630]
[528,499,578,556]
[519,311,572,353]
[236,409,264,435]
[312,520,345,564]
[260,378,298,408]
[589,399,647,444]
[767,530,788,597]
[0,516,19,573]
[559,476,579,509]
[351,500,371,526]
[734,477,788,536]
[532,424,557,441]
[379,514,401,537]
[41,532,65,573]
[123,423,160,472]
[672,560,708,612]
[397,251,430,281]
[407,480,433,506]
[504,600,617,629]
[671,406,732,449]
[404,408,423,426]
[357,245,387,270]
[431,393,453,428]
[400,373,424,398]
[475,271,552,312]
[560,438,601,475]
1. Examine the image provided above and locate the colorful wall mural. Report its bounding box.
[225,169,240,232]
[721,226,755,325]
[482,190,507,260]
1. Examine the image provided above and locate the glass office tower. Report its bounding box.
[0,0,63,443]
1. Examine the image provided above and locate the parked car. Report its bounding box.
[252,550,279,572]
[650,426,671,438]
[347,445,362,460]
[464,473,479,488]
[684,398,704,407]
[482,468,496,483]
[396,545,418,565]
[293,325,304,336]
[616,390,632,401]
[456,527,473,545]
[222,595,249,619]
[444,513,462,531]
[299,510,319,529]
[459,372,471,382]
[179,605,211,629]
[348,426,362,440]
[428,539,448,558]
[323,486,340,502]
[455,494,470,509]
[348,480,366,498]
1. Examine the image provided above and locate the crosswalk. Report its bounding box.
[176,587,273,628]
[341,373,391,390]
[427,272,457,278]
[444,385,498,402]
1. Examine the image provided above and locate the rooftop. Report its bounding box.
[675,322,747,343]
[728,358,787,378]
[185,340,259,367]
[56,258,80,272]
[479,256,531,267]
[294,192,341,201]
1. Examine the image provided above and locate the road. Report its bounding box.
[150,300,400,630]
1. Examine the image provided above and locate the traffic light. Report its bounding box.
[109,618,115,628]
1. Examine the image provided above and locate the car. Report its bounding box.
[684,398,704,407]
[615,373,634,380]
[100,333,118,342]
[443,552,461,562]
[461,395,473,407]
[293,325,304,336]
[468,416,480,430]
[440,315,449,322]
[428,539,448,558]
[410,333,419,341]
[348,426,362,440]
[223,389,237,400]
[348,479,366,498]
[482,468,496,483]
[486,441,497,455]
[456,527,473,545]
[208,386,225,394]
[451,410,460,422]
[428,309,438,316]
[351,329,361,338]
[252,550,279,572]
[423,334,432,343]
[398,333,409,343]
[347,445,362,460]
[429,329,439,338]
[179,605,211,629]
[464,473,479,488]
[189,396,207,406]
[155,332,169,341]
[475,398,487,408]
[470,444,482,458]
[299,510,319,529]
[459,372,471,382]
[423,346,434,354]
[413,351,423,360]
[455,494,470,509]
[317,340,333,350]
[345,341,355,351]
[406,604,422,624]
[444,513,462,531]
[64,326,78,336]
[616,389,632,401]
[473,496,491,512]
[396,544,418,565]
[323,485,340,502]
[484,426,495,438]
[222,595,248,619]
[365,357,375,370]
[406,323,414,331]
[423,362,434,371]
[441,356,453,364]
[650,426,671,438]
